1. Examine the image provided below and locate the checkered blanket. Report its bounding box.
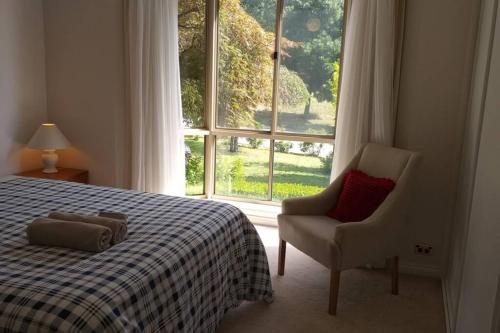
[0,177,273,332]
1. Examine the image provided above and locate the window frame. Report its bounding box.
[184,0,347,204]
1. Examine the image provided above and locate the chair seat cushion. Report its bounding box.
[327,169,395,222]
[278,215,342,268]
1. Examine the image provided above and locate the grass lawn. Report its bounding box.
[254,98,336,135]
[185,136,332,201]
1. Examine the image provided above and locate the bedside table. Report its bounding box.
[16,168,89,184]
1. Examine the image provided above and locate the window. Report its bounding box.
[184,135,205,195]
[278,0,342,135]
[272,140,333,201]
[215,136,270,200]
[180,0,344,202]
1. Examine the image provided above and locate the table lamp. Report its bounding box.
[27,123,70,173]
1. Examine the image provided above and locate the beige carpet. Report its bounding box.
[217,225,446,333]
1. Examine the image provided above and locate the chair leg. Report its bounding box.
[278,239,286,276]
[391,256,399,295]
[329,270,341,315]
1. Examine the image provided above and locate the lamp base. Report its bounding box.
[41,150,59,174]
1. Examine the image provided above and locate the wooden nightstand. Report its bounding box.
[16,168,89,184]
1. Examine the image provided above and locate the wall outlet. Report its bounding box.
[415,243,433,256]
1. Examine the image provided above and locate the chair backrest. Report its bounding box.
[356,143,417,181]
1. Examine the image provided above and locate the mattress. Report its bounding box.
[0,177,273,332]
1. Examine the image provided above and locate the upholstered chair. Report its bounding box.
[277,143,421,315]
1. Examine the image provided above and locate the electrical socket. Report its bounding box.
[415,243,433,256]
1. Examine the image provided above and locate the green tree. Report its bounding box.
[217,0,274,129]
[242,0,344,101]
[279,66,310,106]
[179,0,207,128]
[329,60,340,110]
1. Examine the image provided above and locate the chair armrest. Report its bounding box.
[332,193,403,269]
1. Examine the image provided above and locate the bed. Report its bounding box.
[0,176,273,332]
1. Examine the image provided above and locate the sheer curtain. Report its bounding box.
[332,0,405,178]
[126,0,185,195]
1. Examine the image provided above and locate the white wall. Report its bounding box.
[0,0,47,176]
[444,0,499,329]
[43,0,127,187]
[395,0,481,275]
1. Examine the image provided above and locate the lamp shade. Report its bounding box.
[27,123,70,150]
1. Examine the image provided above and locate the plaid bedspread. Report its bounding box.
[0,177,273,332]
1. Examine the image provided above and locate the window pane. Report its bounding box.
[179,1,206,128]
[272,140,333,201]
[277,0,344,135]
[216,0,276,130]
[215,136,270,200]
[185,135,205,195]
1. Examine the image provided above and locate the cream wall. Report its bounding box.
[43,0,127,187]
[40,0,482,275]
[0,0,47,176]
[395,0,481,274]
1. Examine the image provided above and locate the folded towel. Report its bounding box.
[98,211,128,223]
[27,218,112,252]
[48,212,128,245]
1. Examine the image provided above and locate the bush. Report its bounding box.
[231,158,245,181]
[275,141,293,153]
[320,151,334,173]
[299,142,314,155]
[185,155,204,185]
[279,66,310,107]
[328,60,340,110]
[247,137,264,149]
[216,157,245,183]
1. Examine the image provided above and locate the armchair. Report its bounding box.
[277,143,421,315]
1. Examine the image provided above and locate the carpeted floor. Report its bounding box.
[217,225,446,333]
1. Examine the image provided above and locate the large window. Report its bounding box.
[179,0,344,202]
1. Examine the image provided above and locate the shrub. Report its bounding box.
[279,66,310,107]
[215,157,245,183]
[299,142,314,155]
[185,155,204,185]
[247,137,264,149]
[320,151,334,173]
[231,158,245,181]
[275,141,293,153]
[328,60,340,110]
[216,158,232,182]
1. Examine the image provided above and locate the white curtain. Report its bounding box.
[127,0,185,195]
[332,0,405,178]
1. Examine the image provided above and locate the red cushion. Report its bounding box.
[327,170,396,222]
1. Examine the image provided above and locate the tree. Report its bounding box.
[279,66,310,107]
[329,60,340,110]
[242,0,344,102]
[180,0,279,151]
[217,0,274,129]
[179,0,207,128]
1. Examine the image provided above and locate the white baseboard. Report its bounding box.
[399,262,442,279]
